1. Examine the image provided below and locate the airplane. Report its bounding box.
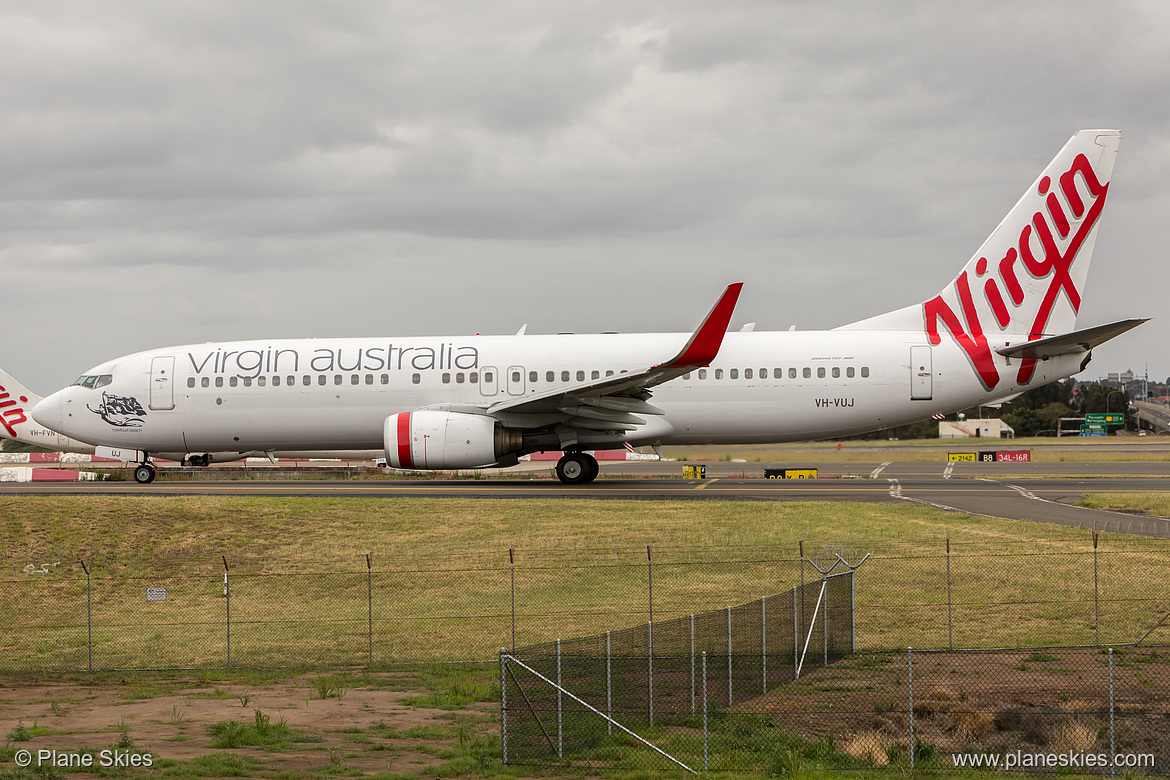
[30,129,1146,485]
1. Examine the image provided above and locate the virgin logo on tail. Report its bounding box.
[924,153,1108,390]
[0,384,30,438]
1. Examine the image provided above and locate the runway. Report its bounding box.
[5,458,1168,536]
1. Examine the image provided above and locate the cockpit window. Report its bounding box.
[72,374,113,389]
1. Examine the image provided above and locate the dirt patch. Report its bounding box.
[0,671,496,776]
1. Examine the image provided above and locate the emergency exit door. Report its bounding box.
[150,356,175,410]
[910,346,932,401]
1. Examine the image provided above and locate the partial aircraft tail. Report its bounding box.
[0,366,42,442]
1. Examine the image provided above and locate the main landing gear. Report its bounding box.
[183,454,211,467]
[555,451,599,485]
[133,460,156,484]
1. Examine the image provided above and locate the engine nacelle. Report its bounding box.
[384,411,522,470]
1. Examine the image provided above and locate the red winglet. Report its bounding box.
[661,282,743,368]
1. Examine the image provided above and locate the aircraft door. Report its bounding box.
[480,366,498,396]
[506,365,525,396]
[910,346,932,401]
[150,356,176,410]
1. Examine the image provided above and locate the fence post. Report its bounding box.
[851,569,856,654]
[606,631,612,734]
[690,614,695,715]
[727,605,733,706]
[500,649,508,765]
[762,596,767,694]
[509,548,516,652]
[81,560,92,672]
[648,620,654,727]
[822,575,829,667]
[647,544,653,625]
[557,638,563,758]
[223,556,231,669]
[908,647,915,773]
[1108,647,1115,776]
[792,586,799,679]
[947,537,953,651]
[799,541,805,634]
[1094,532,1100,646]
[366,553,373,667]
[702,651,708,773]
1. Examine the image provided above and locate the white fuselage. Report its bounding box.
[32,328,1082,455]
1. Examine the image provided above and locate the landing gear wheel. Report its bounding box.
[556,452,599,485]
[195,454,210,467]
[133,464,156,484]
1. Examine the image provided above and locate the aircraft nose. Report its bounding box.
[31,392,63,431]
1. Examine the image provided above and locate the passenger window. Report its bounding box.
[456,373,465,384]
[715,369,723,380]
[511,371,521,383]
[683,372,691,380]
[546,371,555,382]
[846,367,855,378]
[484,371,494,383]
[861,366,870,378]
[350,374,359,385]
[591,370,599,380]
[258,376,267,387]
[216,377,223,388]
[558,370,567,382]
[730,368,739,379]
[442,373,451,384]
[832,367,840,378]
[365,374,374,385]
[698,369,707,380]
[576,370,585,381]
[789,368,798,379]
[529,371,537,382]
[288,375,295,386]
[381,374,389,385]
[304,375,312,386]
[201,377,210,388]
[606,370,614,377]
[229,377,238,387]
[243,377,253,387]
[272,376,281,387]
[318,375,326,386]
[802,368,811,379]
[412,373,421,384]
[334,375,342,386]
[817,367,825,379]
[470,372,478,383]
[187,377,196,388]
[744,368,753,379]
[760,368,768,379]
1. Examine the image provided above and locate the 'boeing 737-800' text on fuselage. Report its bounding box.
[29,130,1146,484]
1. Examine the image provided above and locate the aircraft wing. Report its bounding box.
[483,283,742,431]
[995,319,1149,361]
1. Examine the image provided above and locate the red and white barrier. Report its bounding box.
[0,467,97,482]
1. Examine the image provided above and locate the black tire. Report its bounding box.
[583,453,600,482]
[133,464,156,484]
[196,454,210,467]
[556,452,594,485]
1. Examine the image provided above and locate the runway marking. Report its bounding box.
[694,478,720,490]
[870,461,892,479]
[943,462,954,480]
[887,478,901,499]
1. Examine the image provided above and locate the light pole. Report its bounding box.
[1106,390,1124,414]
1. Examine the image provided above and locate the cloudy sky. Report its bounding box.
[4,0,1168,393]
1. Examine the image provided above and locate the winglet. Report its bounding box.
[659,282,743,369]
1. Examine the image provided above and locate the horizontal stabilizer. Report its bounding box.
[995,319,1148,361]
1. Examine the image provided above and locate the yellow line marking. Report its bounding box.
[694,478,720,490]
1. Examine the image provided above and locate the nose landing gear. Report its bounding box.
[133,460,156,484]
[555,451,599,485]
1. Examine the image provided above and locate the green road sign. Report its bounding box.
[1086,413,1124,425]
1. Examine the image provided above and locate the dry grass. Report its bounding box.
[1079,492,1170,518]
[1049,718,1097,752]
[843,730,890,764]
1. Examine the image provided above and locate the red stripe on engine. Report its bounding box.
[396,413,413,468]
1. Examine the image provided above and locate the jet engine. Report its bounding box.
[384,411,523,469]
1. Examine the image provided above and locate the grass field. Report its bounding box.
[3,496,1169,670]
